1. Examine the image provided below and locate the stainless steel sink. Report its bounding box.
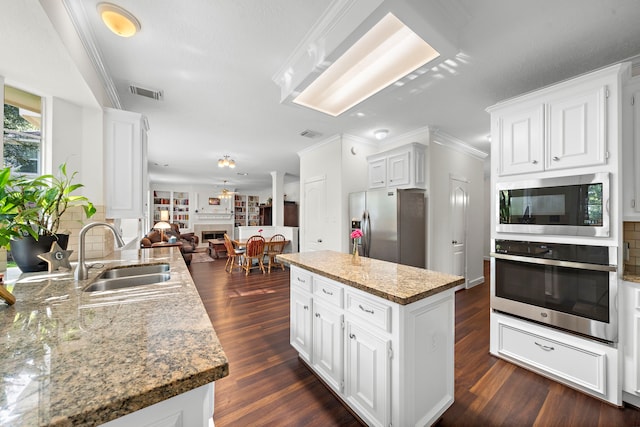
[97,263,170,279]
[82,263,171,292]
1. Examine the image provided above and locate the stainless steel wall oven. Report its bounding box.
[491,240,618,343]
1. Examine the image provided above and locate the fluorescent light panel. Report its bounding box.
[293,13,440,116]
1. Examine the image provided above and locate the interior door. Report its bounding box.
[303,176,326,251]
[450,176,469,286]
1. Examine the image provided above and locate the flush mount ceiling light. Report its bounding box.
[218,155,236,169]
[97,2,141,37]
[374,129,389,140]
[293,13,440,117]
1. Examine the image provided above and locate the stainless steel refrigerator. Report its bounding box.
[349,188,426,268]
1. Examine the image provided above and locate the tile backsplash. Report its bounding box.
[623,222,640,271]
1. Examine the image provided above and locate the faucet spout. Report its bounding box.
[74,222,126,281]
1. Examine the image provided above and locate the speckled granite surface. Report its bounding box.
[623,265,640,283]
[0,248,228,426]
[277,250,464,305]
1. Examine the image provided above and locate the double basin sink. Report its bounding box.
[83,263,171,292]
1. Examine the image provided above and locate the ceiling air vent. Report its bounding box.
[129,84,164,100]
[300,129,321,139]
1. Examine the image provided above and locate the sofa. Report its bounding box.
[140,224,199,265]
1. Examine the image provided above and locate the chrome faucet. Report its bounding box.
[74,222,126,281]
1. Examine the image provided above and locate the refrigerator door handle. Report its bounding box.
[364,211,372,257]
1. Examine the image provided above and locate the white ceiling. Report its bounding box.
[10,1,640,193]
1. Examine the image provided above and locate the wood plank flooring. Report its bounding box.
[190,258,640,426]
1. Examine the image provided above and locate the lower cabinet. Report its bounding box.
[101,382,214,427]
[289,266,455,427]
[622,280,640,407]
[490,311,620,405]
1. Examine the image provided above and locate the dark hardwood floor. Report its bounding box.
[190,258,640,426]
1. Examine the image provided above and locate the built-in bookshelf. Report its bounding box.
[234,195,259,226]
[152,190,190,230]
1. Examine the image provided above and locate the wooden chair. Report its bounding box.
[223,234,244,273]
[242,235,266,275]
[266,234,287,273]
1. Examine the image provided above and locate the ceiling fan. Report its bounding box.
[218,180,236,199]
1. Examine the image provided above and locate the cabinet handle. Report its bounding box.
[317,238,323,243]
[531,160,538,165]
[389,179,393,182]
[358,304,374,314]
[349,333,357,340]
[452,240,458,245]
[534,341,554,351]
[297,277,305,283]
[315,313,321,318]
[303,305,309,310]
[322,288,333,296]
[374,180,384,184]
[552,156,560,161]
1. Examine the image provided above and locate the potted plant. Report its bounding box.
[0,163,96,272]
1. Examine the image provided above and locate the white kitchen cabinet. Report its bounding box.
[101,382,213,427]
[366,143,426,190]
[621,279,640,407]
[489,63,628,177]
[104,108,149,219]
[289,265,454,427]
[290,287,313,363]
[490,311,621,405]
[312,299,344,393]
[622,77,640,217]
[546,85,607,170]
[345,320,390,427]
[497,104,544,175]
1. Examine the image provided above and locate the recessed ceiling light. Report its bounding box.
[293,13,440,117]
[97,3,141,37]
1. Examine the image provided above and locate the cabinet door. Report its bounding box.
[290,288,313,363]
[368,158,386,189]
[498,105,544,175]
[633,90,640,213]
[345,321,390,427]
[313,300,344,393]
[387,151,410,188]
[546,86,607,170]
[622,281,640,396]
[104,109,147,218]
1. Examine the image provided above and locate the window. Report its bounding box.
[3,85,43,175]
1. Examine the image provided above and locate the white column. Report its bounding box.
[271,171,285,226]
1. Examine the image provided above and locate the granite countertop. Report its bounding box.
[0,248,228,426]
[623,265,640,284]
[277,250,465,305]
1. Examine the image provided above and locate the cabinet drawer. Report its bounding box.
[497,322,606,394]
[313,276,343,307]
[345,290,392,333]
[291,267,312,293]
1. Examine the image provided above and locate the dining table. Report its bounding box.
[232,238,290,251]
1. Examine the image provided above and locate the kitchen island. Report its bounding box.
[0,247,228,426]
[277,250,464,427]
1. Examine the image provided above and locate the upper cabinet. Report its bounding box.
[367,143,426,190]
[489,64,626,177]
[104,108,148,219]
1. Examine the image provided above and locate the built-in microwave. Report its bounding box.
[496,173,609,237]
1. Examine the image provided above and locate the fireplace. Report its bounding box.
[202,230,226,241]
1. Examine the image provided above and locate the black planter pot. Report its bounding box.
[10,234,69,273]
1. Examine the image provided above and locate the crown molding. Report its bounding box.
[431,129,488,160]
[62,0,121,109]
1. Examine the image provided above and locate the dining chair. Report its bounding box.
[266,234,287,273]
[242,235,266,275]
[223,234,244,273]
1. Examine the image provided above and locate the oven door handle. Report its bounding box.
[490,253,617,272]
